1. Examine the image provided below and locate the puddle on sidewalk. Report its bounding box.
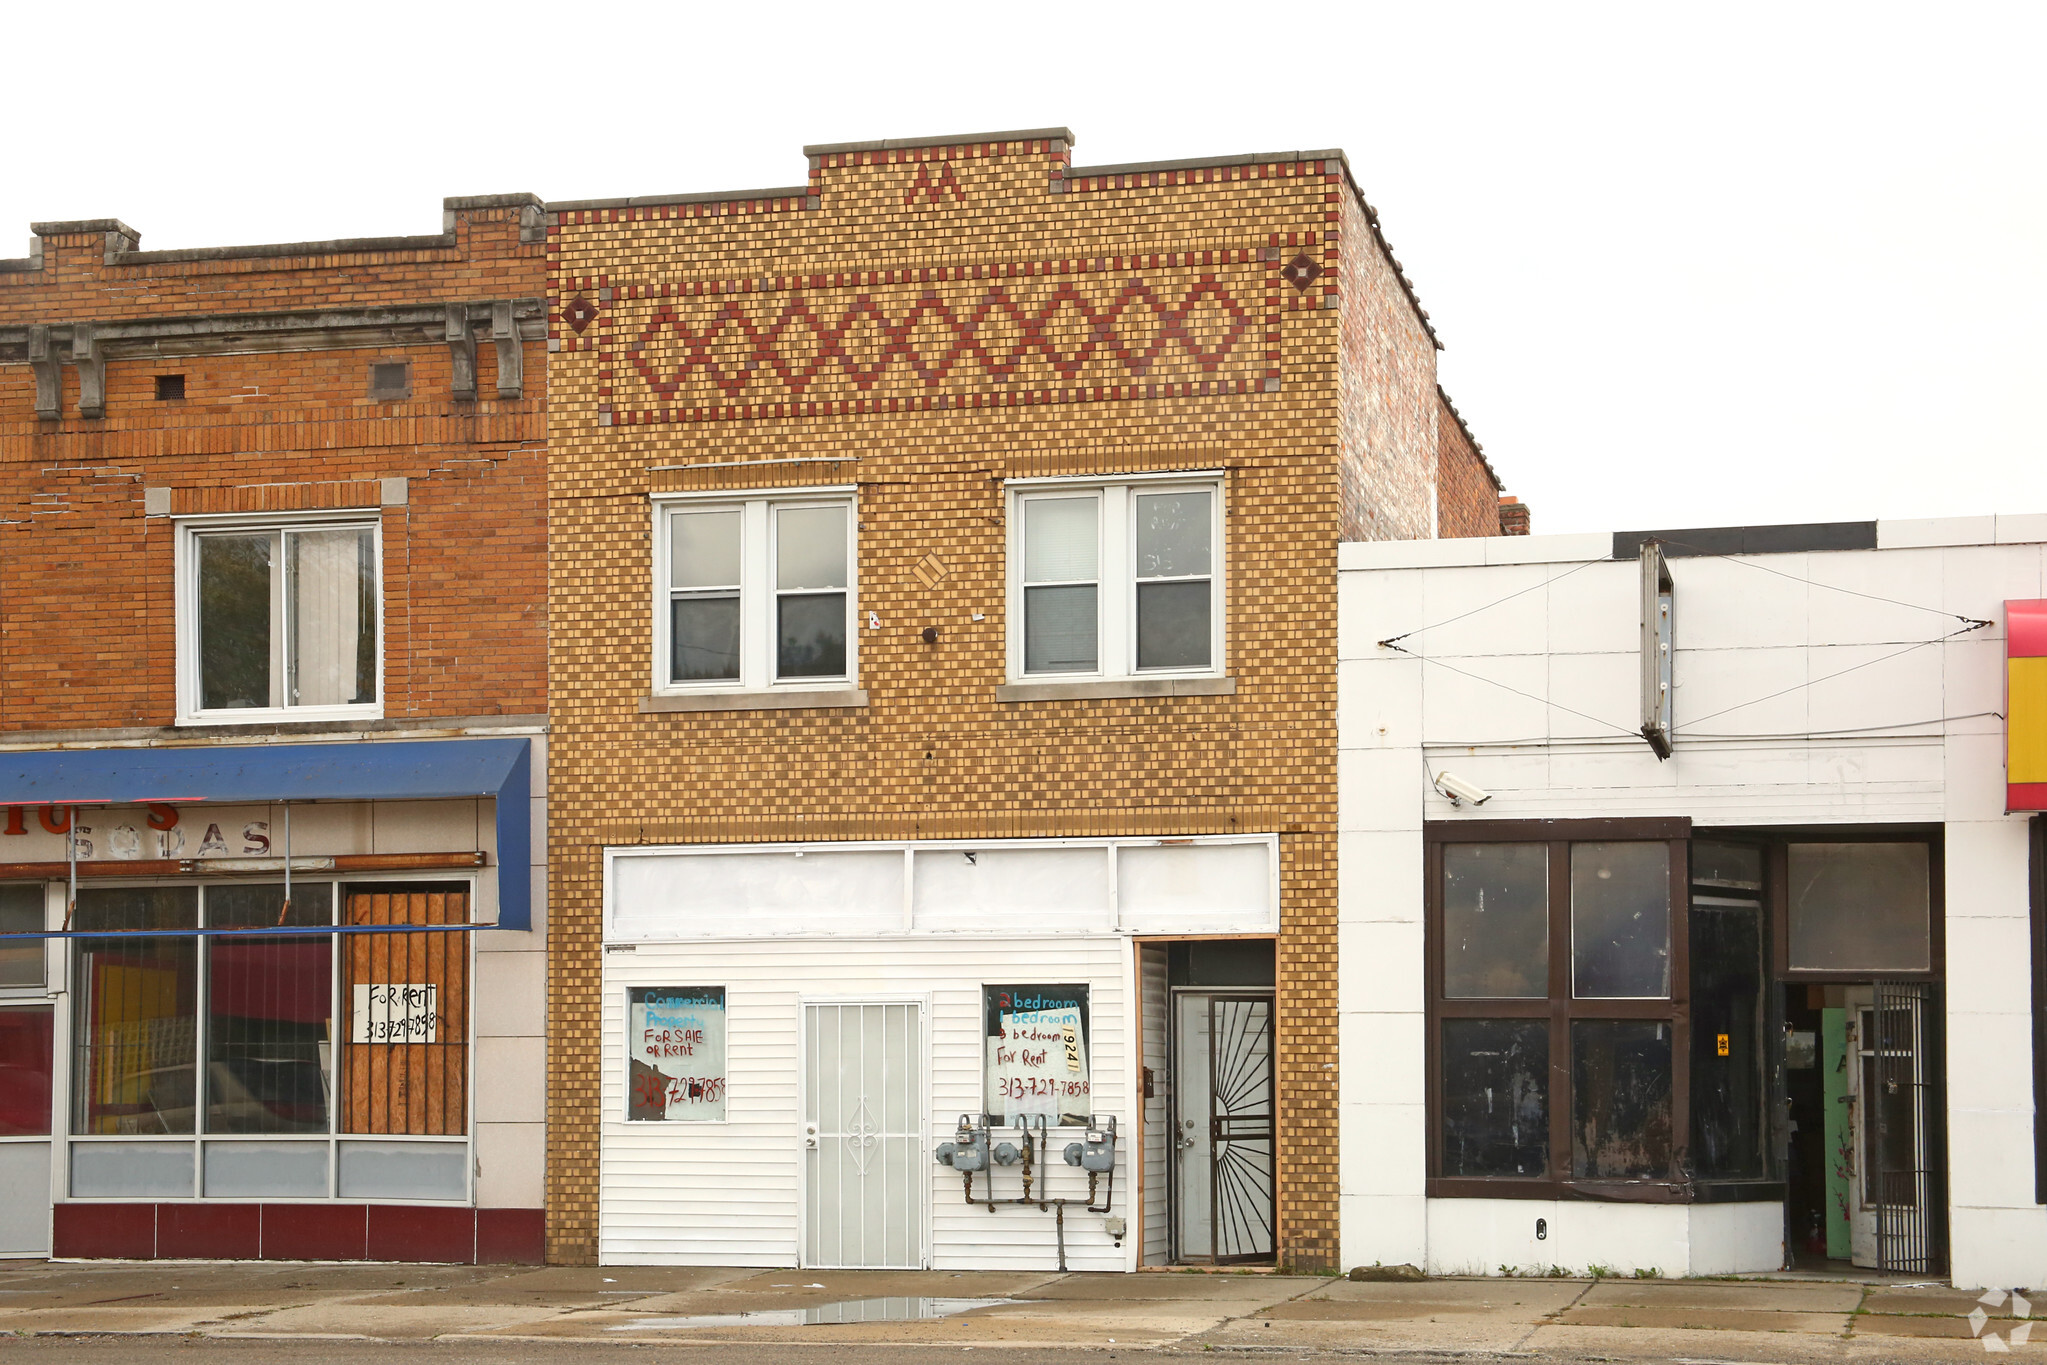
[609,1296,1030,1329]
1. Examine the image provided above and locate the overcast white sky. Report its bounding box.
[7,2,2039,535]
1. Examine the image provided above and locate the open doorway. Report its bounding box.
[1784,981,1946,1273]
[1136,938,1275,1265]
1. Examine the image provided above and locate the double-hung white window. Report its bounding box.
[655,493,857,693]
[1008,477,1224,681]
[177,515,383,724]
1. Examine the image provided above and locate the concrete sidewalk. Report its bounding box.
[0,1259,2029,1359]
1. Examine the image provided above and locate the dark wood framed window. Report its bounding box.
[1426,817,1692,1201]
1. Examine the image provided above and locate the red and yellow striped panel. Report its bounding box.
[2008,600,2047,810]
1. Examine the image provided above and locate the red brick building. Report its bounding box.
[0,198,550,1262]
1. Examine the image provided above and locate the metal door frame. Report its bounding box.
[1169,987,1276,1265]
[795,994,930,1271]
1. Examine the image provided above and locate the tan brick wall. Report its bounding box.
[545,138,1441,1269]
[0,205,548,730]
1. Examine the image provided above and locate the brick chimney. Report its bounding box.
[1498,495,1531,536]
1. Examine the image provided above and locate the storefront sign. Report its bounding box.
[2009,599,2047,811]
[350,983,439,1043]
[627,986,727,1122]
[984,984,1090,1126]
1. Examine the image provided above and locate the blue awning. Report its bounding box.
[0,738,532,931]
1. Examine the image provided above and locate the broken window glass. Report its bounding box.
[1571,842,1671,999]
[1787,843,1930,971]
[1442,844,1549,998]
[1440,1018,1549,1177]
[1571,1019,1674,1179]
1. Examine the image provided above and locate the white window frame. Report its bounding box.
[174,510,385,726]
[1005,473,1226,683]
[651,487,859,695]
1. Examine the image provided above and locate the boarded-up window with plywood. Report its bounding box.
[341,884,468,1135]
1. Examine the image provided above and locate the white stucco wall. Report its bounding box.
[1338,515,2047,1287]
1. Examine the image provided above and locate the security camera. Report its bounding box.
[1433,771,1492,807]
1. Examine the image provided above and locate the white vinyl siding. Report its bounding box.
[1139,942,1170,1266]
[599,936,1131,1270]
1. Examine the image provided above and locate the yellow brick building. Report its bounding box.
[543,129,1490,1270]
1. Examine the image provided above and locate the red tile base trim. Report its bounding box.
[52,1203,153,1260]
[261,1203,367,1261]
[367,1204,476,1264]
[48,1204,545,1263]
[476,1207,545,1265]
[158,1203,259,1259]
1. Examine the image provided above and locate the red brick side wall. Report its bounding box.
[1435,389,1502,539]
[0,206,547,732]
[1335,188,1437,542]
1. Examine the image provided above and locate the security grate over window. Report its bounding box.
[154,374,185,401]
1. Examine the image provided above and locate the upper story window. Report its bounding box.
[654,492,856,693]
[177,515,382,724]
[1008,477,1223,682]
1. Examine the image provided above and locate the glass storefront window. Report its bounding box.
[1571,1019,1674,1179]
[205,885,333,1135]
[1571,842,1671,999]
[71,887,200,1135]
[1438,1018,1548,1177]
[1442,844,1549,998]
[0,884,43,987]
[1787,842,1931,971]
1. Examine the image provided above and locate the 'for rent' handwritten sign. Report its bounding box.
[351,983,439,1043]
[984,984,1090,1126]
[627,986,728,1122]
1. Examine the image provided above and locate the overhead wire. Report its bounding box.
[1379,640,1643,740]
[1375,556,1603,650]
[1673,621,1990,731]
[1656,536,1993,631]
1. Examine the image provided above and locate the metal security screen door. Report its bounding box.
[1173,992,1275,1263]
[1845,982,1943,1273]
[803,1002,923,1269]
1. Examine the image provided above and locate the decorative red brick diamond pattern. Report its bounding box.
[904,162,966,206]
[600,254,1283,425]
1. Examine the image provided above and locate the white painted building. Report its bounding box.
[1338,515,2047,1289]
[594,835,1279,1270]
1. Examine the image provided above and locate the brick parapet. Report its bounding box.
[0,199,549,734]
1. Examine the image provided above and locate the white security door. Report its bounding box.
[803,1001,923,1269]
